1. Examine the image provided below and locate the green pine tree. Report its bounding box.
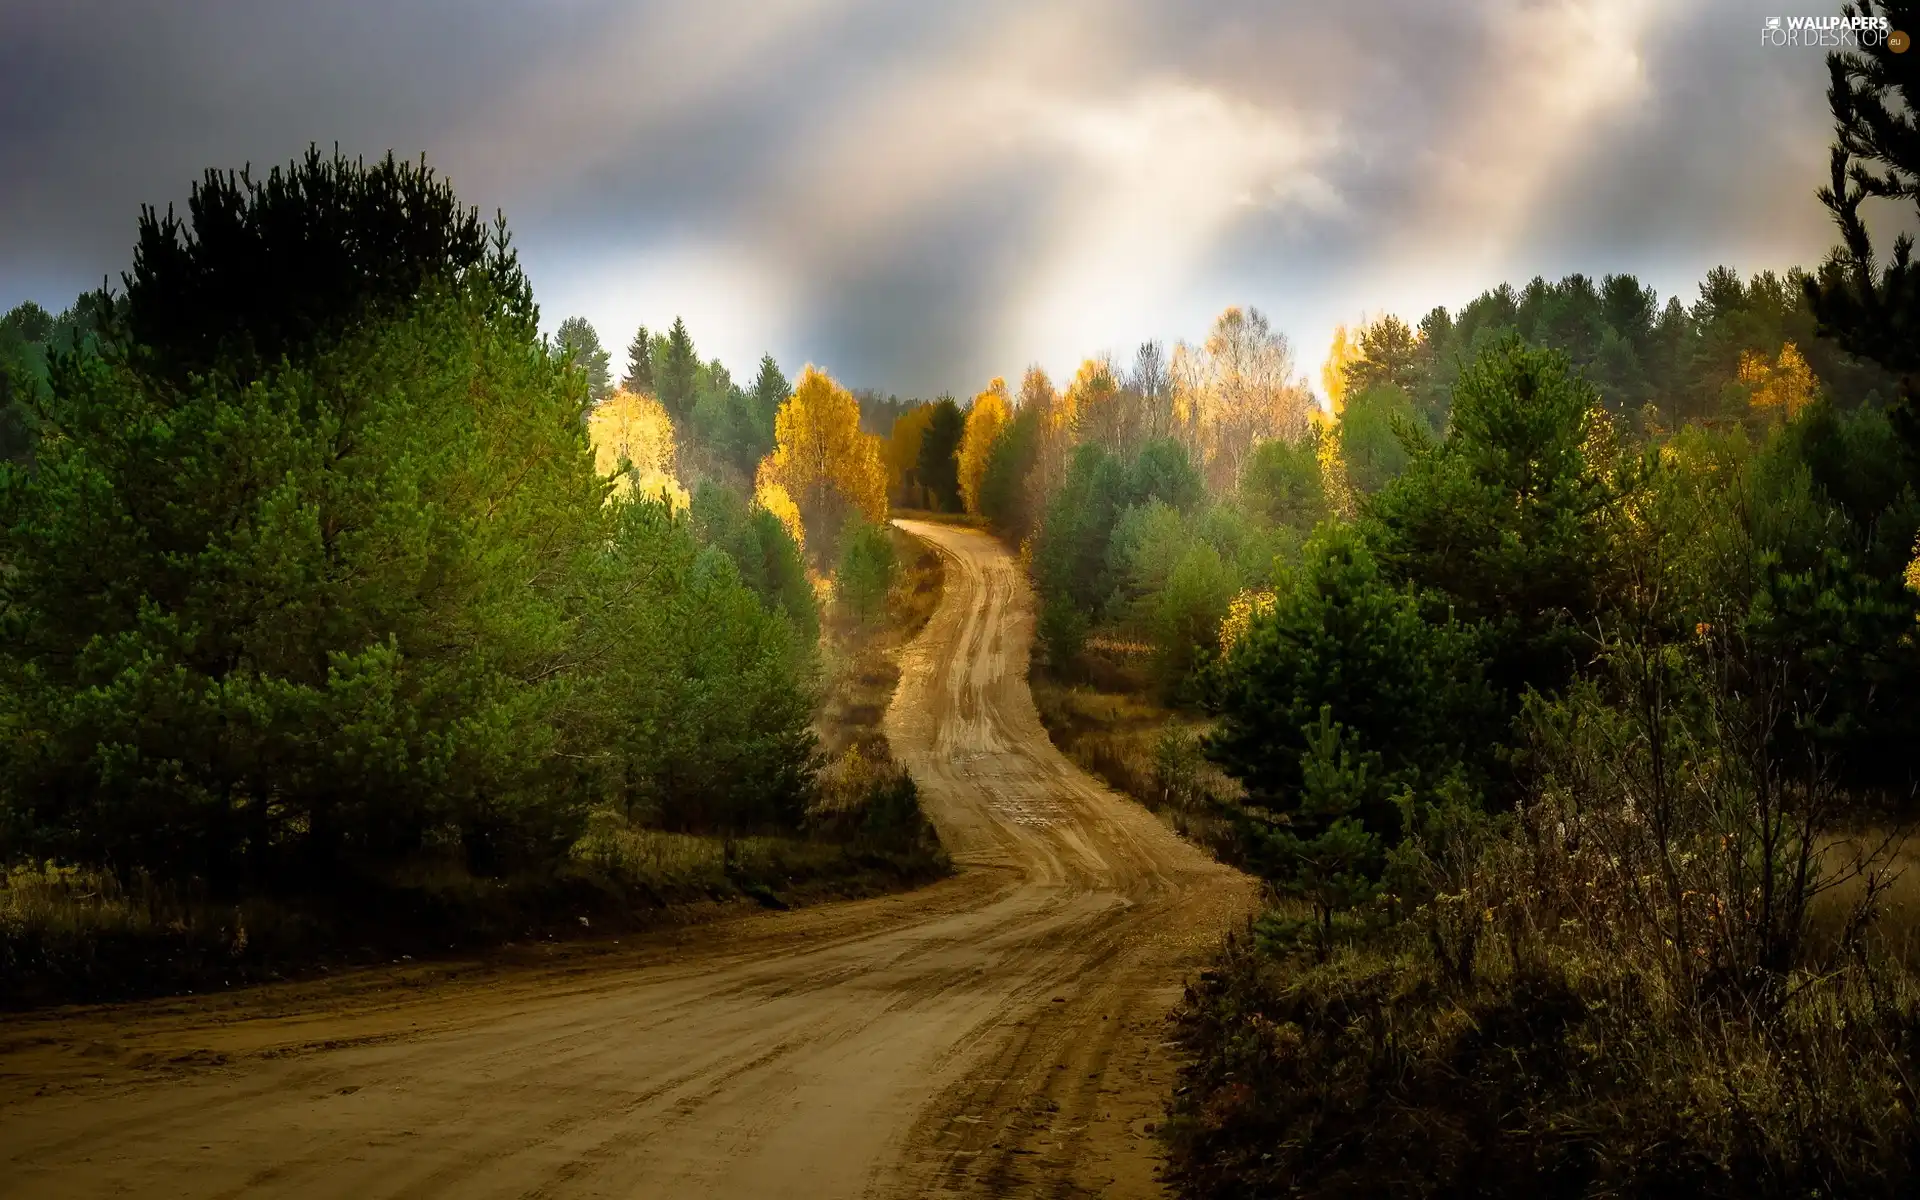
[657,317,698,422]
[623,324,653,393]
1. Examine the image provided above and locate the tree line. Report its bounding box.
[0,147,913,911]
[939,15,1920,1190]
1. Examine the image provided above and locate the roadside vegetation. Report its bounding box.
[0,150,945,1008]
[956,23,1920,1197]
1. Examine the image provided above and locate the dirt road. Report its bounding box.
[0,520,1255,1199]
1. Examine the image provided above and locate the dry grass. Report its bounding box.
[1810,825,1920,969]
[1029,653,1246,865]
[1166,920,1920,1200]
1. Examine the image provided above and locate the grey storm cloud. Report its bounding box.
[0,0,1851,396]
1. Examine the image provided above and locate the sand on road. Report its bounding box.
[0,519,1256,1199]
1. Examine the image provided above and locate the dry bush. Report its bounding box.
[1166,924,1920,1200]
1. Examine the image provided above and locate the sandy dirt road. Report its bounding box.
[0,520,1255,1199]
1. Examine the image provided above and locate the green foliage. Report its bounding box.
[1033,439,1215,672]
[125,146,530,387]
[1035,444,1131,616]
[1150,541,1238,700]
[1343,313,1421,396]
[582,501,818,834]
[1747,408,1920,791]
[0,154,829,902]
[1804,2,1920,461]
[689,479,819,646]
[1367,337,1616,699]
[746,353,790,458]
[978,406,1040,535]
[1338,383,1417,493]
[1247,708,1388,957]
[1035,594,1091,670]
[622,324,653,393]
[1238,433,1328,530]
[554,315,612,401]
[1129,437,1206,513]
[0,306,48,462]
[0,291,598,888]
[1207,525,1499,826]
[690,354,786,475]
[916,396,965,511]
[835,519,897,625]
[656,316,698,422]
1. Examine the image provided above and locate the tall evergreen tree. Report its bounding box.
[623,324,654,393]
[917,396,965,511]
[124,146,529,388]
[657,317,699,422]
[1806,0,1920,463]
[751,354,789,419]
[555,315,612,401]
[1344,315,1421,395]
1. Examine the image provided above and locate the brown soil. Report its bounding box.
[0,519,1256,1199]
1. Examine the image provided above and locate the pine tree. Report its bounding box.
[555,316,612,401]
[1805,0,1920,463]
[124,146,529,388]
[657,317,698,422]
[916,397,965,512]
[1243,708,1386,960]
[623,324,653,393]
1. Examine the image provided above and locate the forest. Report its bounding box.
[4,12,1920,1197]
[0,151,942,1004]
[877,35,1920,1200]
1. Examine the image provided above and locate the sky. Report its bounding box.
[0,0,1865,399]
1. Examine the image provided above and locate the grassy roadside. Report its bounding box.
[1028,637,1245,867]
[0,533,951,1011]
[1023,619,1920,1198]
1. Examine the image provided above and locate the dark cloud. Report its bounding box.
[0,0,1856,395]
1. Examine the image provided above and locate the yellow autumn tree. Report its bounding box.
[755,365,887,552]
[1739,341,1817,423]
[1175,306,1314,492]
[589,387,688,508]
[758,481,806,552]
[1310,407,1357,519]
[1322,322,1359,416]
[1067,357,1136,449]
[957,378,1011,514]
[885,402,936,507]
[1018,365,1072,516]
[1906,535,1919,608]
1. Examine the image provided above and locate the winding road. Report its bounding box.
[0,521,1254,1199]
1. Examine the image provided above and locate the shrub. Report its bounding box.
[1206,525,1501,822]
[835,518,898,625]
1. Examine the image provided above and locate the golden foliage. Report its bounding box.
[1739,341,1816,423]
[1175,306,1315,492]
[1314,417,1357,520]
[1019,365,1076,511]
[1322,322,1358,416]
[756,480,805,551]
[1906,535,1920,605]
[755,364,887,547]
[1219,588,1276,654]
[958,378,1011,514]
[884,403,935,505]
[589,387,688,509]
[1019,365,1060,423]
